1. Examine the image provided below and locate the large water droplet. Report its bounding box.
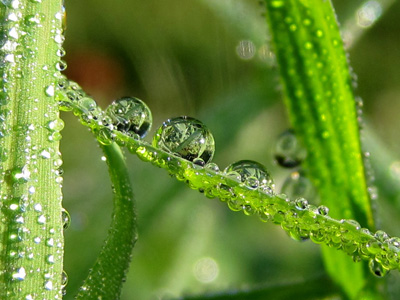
[274,129,306,168]
[153,116,215,164]
[106,97,152,138]
[224,160,274,191]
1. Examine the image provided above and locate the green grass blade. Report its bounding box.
[0,1,64,298]
[58,86,400,281]
[264,0,375,298]
[75,143,137,299]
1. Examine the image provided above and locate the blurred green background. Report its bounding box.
[60,0,400,299]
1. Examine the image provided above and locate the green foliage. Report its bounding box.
[2,0,400,299]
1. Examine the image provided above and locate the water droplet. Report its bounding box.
[193,158,205,167]
[224,160,274,190]
[294,197,308,210]
[153,116,215,164]
[55,60,67,71]
[374,230,389,241]
[317,205,329,215]
[45,85,55,97]
[61,270,68,286]
[34,203,42,212]
[62,208,70,229]
[281,171,316,200]
[11,166,30,183]
[205,162,219,173]
[47,119,64,132]
[44,280,53,290]
[47,254,54,264]
[274,129,306,168]
[106,97,152,138]
[12,267,26,280]
[236,40,256,60]
[369,259,388,278]
[37,215,46,224]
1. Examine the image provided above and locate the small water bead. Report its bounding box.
[224,160,274,191]
[274,129,306,168]
[205,162,219,173]
[55,60,67,71]
[62,208,70,229]
[369,259,388,278]
[374,230,389,242]
[47,119,64,132]
[61,270,68,286]
[106,97,152,138]
[317,205,329,216]
[294,197,308,210]
[11,166,30,183]
[281,170,316,201]
[12,267,26,280]
[79,97,97,114]
[153,116,215,164]
[45,85,55,97]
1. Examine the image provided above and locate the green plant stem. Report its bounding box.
[0,0,64,298]
[264,0,376,298]
[75,142,137,299]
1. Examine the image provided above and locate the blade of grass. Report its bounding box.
[75,143,137,299]
[264,0,375,298]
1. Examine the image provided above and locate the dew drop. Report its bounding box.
[224,160,274,190]
[281,171,316,201]
[34,203,42,212]
[62,208,70,230]
[47,119,64,131]
[61,270,68,286]
[47,254,55,264]
[153,116,215,164]
[55,60,67,71]
[369,259,388,278]
[37,215,46,224]
[12,267,26,280]
[317,205,329,216]
[11,166,30,183]
[274,129,306,168]
[45,85,55,97]
[205,162,220,173]
[44,280,53,290]
[294,197,308,210]
[106,97,152,138]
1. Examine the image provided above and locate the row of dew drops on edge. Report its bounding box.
[53,78,400,278]
[0,0,70,298]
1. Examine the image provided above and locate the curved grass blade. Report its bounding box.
[75,143,137,299]
[263,0,375,298]
[58,85,400,280]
